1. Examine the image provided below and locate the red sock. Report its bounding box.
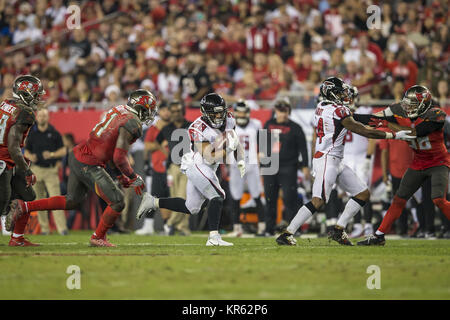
[25,196,66,213]
[13,212,30,236]
[378,196,407,234]
[433,198,450,220]
[93,206,121,239]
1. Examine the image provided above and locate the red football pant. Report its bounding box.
[378,196,407,234]
[94,206,121,239]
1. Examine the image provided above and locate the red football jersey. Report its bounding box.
[73,105,142,166]
[0,99,35,168]
[391,104,449,170]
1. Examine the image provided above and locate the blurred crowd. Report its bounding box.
[0,0,449,109]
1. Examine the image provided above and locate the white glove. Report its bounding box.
[391,130,416,141]
[226,130,239,152]
[237,160,246,178]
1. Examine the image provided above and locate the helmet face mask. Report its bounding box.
[401,85,432,119]
[200,93,227,129]
[13,75,45,110]
[127,89,157,125]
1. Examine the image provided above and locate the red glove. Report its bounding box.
[117,175,132,188]
[129,174,145,196]
[368,118,389,128]
[25,169,36,187]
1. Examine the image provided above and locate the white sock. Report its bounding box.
[257,222,266,234]
[411,208,418,223]
[12,233,24,238]
[209,230,219,237]
[287,205,314,234]
[375,230,384,235]
[337,199,363,228]
[143,218,154,232]
[233,224,241,233]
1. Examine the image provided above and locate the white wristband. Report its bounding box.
[385,132,393,139]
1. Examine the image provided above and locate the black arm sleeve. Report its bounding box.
[353,114,397,125]
[415,121,444,137]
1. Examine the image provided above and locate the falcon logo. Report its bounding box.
[322,81,335,95]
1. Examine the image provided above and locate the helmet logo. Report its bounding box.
[415,91,430,103]
[18,81,39,93]
[322,81,335,95]
[137,95,150,108]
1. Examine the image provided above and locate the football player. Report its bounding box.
[227,100,265,237]
[358,85,450,245]
[276,77,415,246]
[137,93,246,246]
[0,75,43,246]
[5,89,155,247]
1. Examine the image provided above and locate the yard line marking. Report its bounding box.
[0,253,170,257]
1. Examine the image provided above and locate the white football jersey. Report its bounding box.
[343,106,373,157]
[235,118,261,165]
[186,112,236,170]
[313,100,351,158]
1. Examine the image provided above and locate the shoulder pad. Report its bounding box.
[16,106,36,126]
[423,107,446,123]
[389,103,407,118]
[122,117,143,140]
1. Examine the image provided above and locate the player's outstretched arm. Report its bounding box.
[341,116,415,140]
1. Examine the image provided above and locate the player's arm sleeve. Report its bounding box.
[415,121,444,137]
[121,117,143,141]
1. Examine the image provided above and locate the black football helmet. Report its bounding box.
[233,99,250,127]
[126,89,157,125]
[319,77,351,105]
[13,75,45,110]
[401,85,432,118]
[200,93,227,129]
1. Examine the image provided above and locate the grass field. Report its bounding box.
[0,231,449,300]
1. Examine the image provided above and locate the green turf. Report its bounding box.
[0,231,449,299]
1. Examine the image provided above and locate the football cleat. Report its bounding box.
[5,199,26,232]
[276,231,297,246]
[206,234,233,246]
[9,236,40,247]
[328,227,354,246]
[89,235,116,247]
[136,192,157,220]
[357,233,385,246]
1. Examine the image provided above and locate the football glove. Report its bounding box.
[130,174,145,196]
[226,130,239,153]
[117,175,132,188]
[392,130,416,141]
[25,169,36,187]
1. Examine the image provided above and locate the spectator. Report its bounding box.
[157,56,179,101]
[24,108,68,235]
[156,101,191,235]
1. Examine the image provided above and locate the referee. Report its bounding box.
[261,98,310,236]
